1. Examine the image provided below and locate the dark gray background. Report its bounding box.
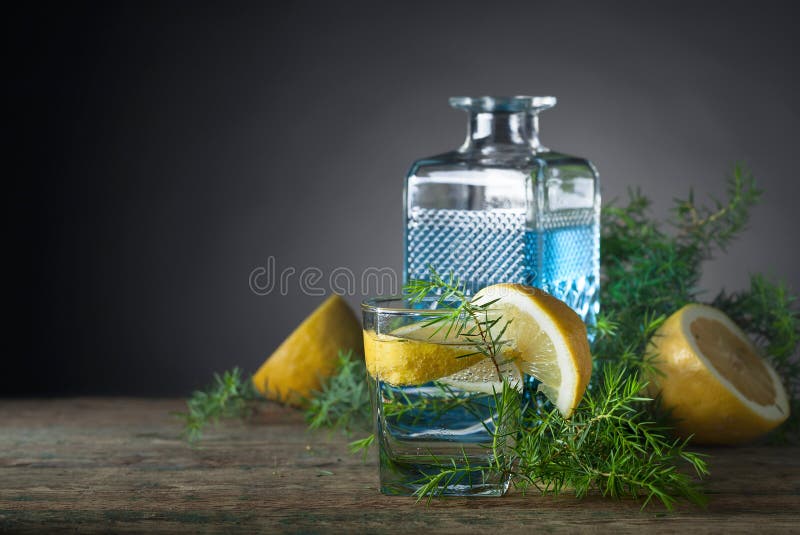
[10,1,799,396]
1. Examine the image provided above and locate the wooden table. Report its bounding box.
[1,398,798,533]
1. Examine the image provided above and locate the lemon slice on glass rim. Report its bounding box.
[473,284,593,417]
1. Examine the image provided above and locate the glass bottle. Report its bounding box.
[403,96,600,327]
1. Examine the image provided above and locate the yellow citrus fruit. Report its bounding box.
[645,303,790,445]
[363,283,592,417]
[474,284,592,417]
[363,321,523,393]
[363,322,486,386]
[252,294,362,407]
[438,357,523,395]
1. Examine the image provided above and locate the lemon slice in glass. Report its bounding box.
[363,322,484,387]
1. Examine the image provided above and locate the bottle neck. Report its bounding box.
[461,111,541,152]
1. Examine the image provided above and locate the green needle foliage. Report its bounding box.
[348,434,375,460]
[595,164,761,374]
[178,350,371,444]
[305,349,371,433]
[176,367,261,443]
[515,364,708,509]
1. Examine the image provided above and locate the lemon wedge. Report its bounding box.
[645,304,790,445]
[473,284,592,417]
[252,294,362,407]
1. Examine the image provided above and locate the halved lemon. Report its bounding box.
[645,304,790,445]
[363,283,592,417]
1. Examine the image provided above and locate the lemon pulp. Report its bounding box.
[646,303,790,444]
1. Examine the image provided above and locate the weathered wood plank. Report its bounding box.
[1,399,798,533]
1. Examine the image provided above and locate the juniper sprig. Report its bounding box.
[515,364,709,509]
[305,349,372,433]
[595,164,765,378]
[176,367,261,443]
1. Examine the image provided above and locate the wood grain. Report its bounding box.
[1,398,798,533]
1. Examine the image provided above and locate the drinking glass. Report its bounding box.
[362,296,519,497]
